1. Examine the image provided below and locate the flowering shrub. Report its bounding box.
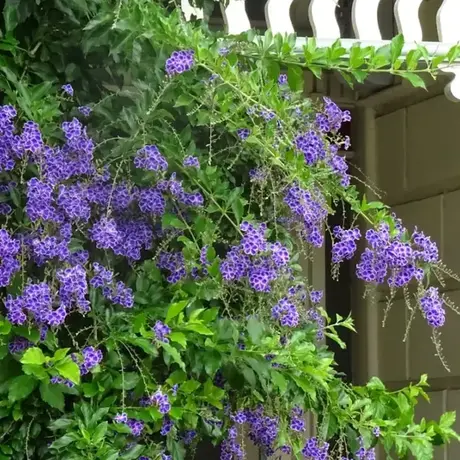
[0,1,459,459]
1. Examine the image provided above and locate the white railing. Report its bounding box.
[180,0,460,102]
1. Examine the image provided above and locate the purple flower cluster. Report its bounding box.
[153,321,171,342]
[220,222,290,292]
[160,417,173,435]
[157,250,187,283]
[245,407,279,456]
[61,84,74,96]
[8,336,32,354]
[294,131,326,166]
[355,223,438,290]
[134,145,168,171]
[80,346,103,375]
[78,106,91,117]
[271,298,299,327]
[50,376,74,387]
[165,50,195,76]
[221,426,244,460]
[332,226,361,263]
[355,437,376,460]
[237,128,250,140]
[420,287,445,328]
[126,419,144,437]
[183,155,200,168]
[315,97,350,133]
[302,437,329,460]
[150,389,171,414]
[284,184,327,248]
[289,406,306,432]
[0,229,20,287]
[307,308,325,340]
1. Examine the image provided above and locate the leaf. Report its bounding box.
[161,343,185,370]
[440,411,456,429]
[401,72,426,89]
[50,434,75,450]
[165,300,189,323]
[55,360,81,385]
[390,34,404,64]
[287,65,304,90]
[162,213,186,230]
[174,94,194,107]
[366,377,386,391]
[21,347,46,365]
[53,348,70,361]
[183,323,213,335]
[8,375,37,402]
[40,382,64,411]
[113,372,140,390]
[272,371,287,393]
[247,316,263,344]
[181,380,201,393]
[0,320,11,335]
[169,332,187,348]
[92,421,108,444]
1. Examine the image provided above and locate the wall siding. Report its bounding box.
[371,94,460,459]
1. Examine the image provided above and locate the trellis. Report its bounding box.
[181,0,460,102]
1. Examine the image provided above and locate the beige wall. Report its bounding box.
[355,94,460,459]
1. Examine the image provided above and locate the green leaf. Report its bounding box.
[247,316,263,344]
[162,213,186,230]
[181,380,201,393]
[272,371,287,393]
[0,320,11,335]
[161,343,185,370]
[113,372,140,390]
[53,348,70,361]
[21,347,46,365]
[390,34,404,64]
[92,421,108,444]
[440,411,456,429]
[401,72,426,89]
[169,332,187,348]
[55,360,81,384]
[183,323,214,335]
[8,375,37,402]
[287,65,304,90]
[40,382,64,411]
[50,434,75,450]
[174,94,195,107]
[165,300,189,323]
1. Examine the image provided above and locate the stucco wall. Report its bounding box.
[366,94,460,459]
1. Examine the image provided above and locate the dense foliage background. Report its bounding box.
[0,1,459,459]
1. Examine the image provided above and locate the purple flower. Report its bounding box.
[78,106,91,117]
[126,419,144,436]
[114,413,128,424]
[165,50,195,75]
[237,128,250,140]
[61,84,74,96]
[134,145,168,171]
[278,74,288,85]
[153,321,171,343]
[183,155,200,168]
[420,287,445,328]
[80,346,103,375]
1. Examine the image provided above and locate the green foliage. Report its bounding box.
[0,1,457,459]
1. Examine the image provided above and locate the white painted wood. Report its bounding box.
[437,0,460,42]
[352,0,383,40]
[444,69,460,103]
[265,0,295,35]
[437,0,460,103]
[308,0,341,39]
[394,0,424,42]
[180,0,204,21]
[220,0,251,35]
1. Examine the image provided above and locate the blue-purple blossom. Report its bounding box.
[153,321,171,342]
[134,145,168,171]
[78,106,92,117]
[80,346,103,375]
[61,84,74,96]
[183,155,200,168]
[165,50,195,75]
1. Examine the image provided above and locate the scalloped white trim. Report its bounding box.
[221,0,251,35]
[265,0,295,35]
[437,0,460,42]
[180,0,204,21]
[394,0,423,42]
[352,0,382,40]
[308,0,340,39]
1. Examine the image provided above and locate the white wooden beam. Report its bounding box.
[437,0,460,102]
[264,0,295,35]
[220,0,251,35]
[308,0,341,40]
[352,0,383,40]
[394,0,424,42]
